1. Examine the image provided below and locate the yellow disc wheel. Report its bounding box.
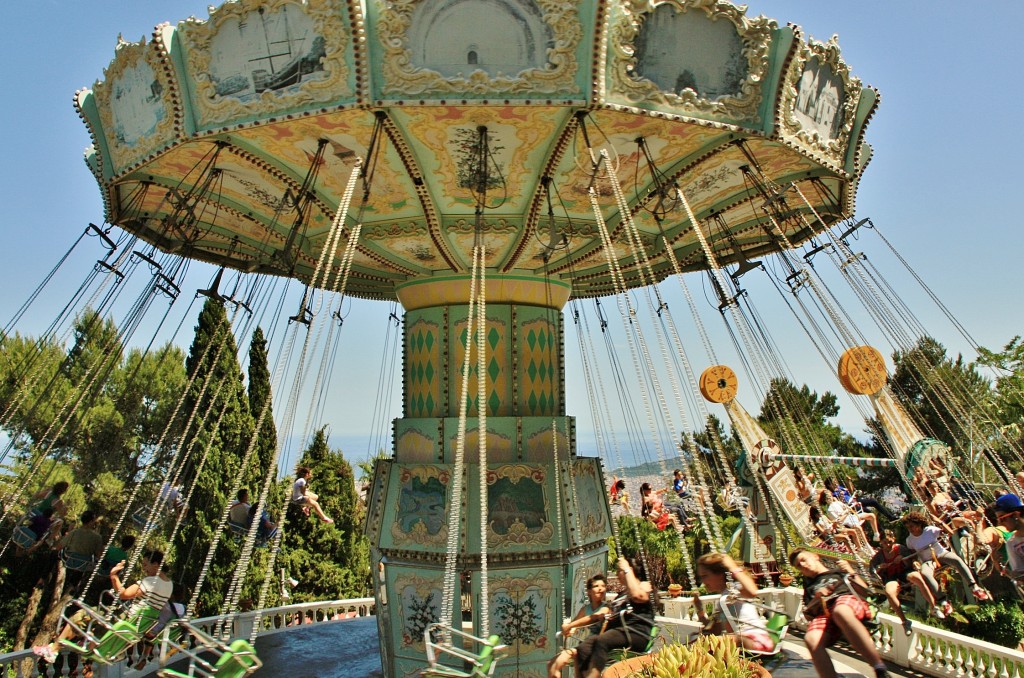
[837,345,887,395]
[699,365,738,403]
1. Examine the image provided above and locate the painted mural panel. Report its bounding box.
[391,569,444,652]
[109,60,166,146]
[408,0,552,78]
[207,4,325,102]
[486,464,554,548]
[488,569,555,656]
[376,0,580,96]
[570,459,609,545]
[794,57,846,141]
[634,5,746,101]
[390,465,450,548]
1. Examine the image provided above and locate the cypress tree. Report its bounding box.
[281,428,370,601]
[172,299,254,616]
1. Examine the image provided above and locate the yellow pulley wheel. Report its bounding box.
[699,365,738,403]
[837,345,887,395]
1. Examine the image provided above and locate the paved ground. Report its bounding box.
[254,617,915,677]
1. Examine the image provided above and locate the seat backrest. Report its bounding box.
[212,639,261,678]
[92,619,139,661]
[764,613,789,643]
[478,635,502,675]
[13,526,38,549]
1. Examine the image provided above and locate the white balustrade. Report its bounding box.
[0,597,376,677]
[6,591,1024,678]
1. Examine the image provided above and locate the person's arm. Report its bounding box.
[617,557,651,603]
[721,555,759,599]
[837,559,870,597]
[561,605,610,636]
[109,561,143,601]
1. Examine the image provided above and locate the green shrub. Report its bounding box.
[948,600,1024,649]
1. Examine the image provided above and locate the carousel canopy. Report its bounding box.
[76,0,877,301]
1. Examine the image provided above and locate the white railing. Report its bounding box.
[8,591,1024,678]
[0,598,375,678]
[660,587,1024,678]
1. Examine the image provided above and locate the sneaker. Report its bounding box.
[32,645,57,664]
[901,619,913,636]
[941,600,954,616]
[972,586,991,602]
[932,605,946,620]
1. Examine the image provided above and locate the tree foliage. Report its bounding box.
[171,299,253,617]
[280,428,370,601]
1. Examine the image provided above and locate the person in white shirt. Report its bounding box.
[292,466,333,524]
[229,488,253,526]
[903,511,989,619]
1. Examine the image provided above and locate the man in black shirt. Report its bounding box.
[790,548,889,678]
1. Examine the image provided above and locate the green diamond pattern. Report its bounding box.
[424,362,434,384]
[488,390,500,414]
[538,362,547,382]
[425,332,434,351]
[538,329,547,350]
[416,394,425,415]
[460,328,469,347]
[416,331,424,351]
[488,357,500,382]
[527,359,537,382]
[488,326,500,349]
[425,393,435,413]
[528,392,538,413]
[526,329,536,350]
[416,363,424,383]
[539,392,548,412]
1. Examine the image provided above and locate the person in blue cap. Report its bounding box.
[993,493,1024,579]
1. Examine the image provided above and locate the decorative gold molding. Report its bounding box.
[607,0,774,122]
[778,33,862,168]
[376,0,582,96]
[93,38,178,174]
[179,0,351,127]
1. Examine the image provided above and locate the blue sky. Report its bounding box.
[1,2,1021,471]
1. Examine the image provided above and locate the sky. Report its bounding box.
[1,2,1021,472]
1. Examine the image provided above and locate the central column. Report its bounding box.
[364,275,614,678]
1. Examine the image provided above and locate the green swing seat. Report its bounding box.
[716,595,789,658]
[59,603,162,664]
[157,620,262,678]
[422,623,507,678]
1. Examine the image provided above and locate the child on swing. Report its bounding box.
[789,547,889,678]
[546,573,609,678]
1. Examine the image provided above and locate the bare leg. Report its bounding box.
[859,513,880,539]
[831,604,883,667]
[907,572,936,607]
[883,582,906,623]
[803,627,838,678]
[305,496,332,522]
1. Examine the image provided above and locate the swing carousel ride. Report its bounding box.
[9,0,1007,674]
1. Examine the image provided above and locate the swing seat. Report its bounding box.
[227,520,272,548]
[59,603,161,664]
[159,638,262,678]
[61,549,96,573]
[422,622,507,678]
[13,525,38,550]
[132,507,149,530]
[717,596,788,658]
[607,624,659,663]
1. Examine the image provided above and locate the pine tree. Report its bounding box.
[172,299,254,616]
